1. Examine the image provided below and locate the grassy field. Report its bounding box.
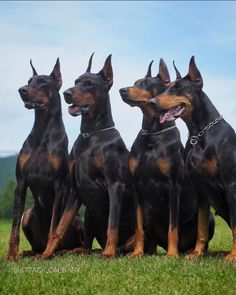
[0,217,236,295]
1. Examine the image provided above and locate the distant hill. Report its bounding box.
[0,155,17,192]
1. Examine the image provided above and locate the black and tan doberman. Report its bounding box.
[151,56,236,261]
[120,59,214,257]
[39,54,135,259]
[6,59,84,261]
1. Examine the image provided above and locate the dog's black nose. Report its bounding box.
[18,86,28,99]
[119,88,128,97]
[63,89,72,103]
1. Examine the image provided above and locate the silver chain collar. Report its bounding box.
[141,125,177,136]
[188,115,223,145]
[81,126,115,138]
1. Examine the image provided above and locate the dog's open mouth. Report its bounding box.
[159,105,185,124]
[24,102,45,109]
[68,104,90,116]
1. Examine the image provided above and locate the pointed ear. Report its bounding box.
[98,54,113,90]
[173,60,182,79]
[30,59,38,76]
[187,56,203,89]
[157,58,170,84]
[50,58,62,89]
[86,52,95,72]
[145,60,154,78]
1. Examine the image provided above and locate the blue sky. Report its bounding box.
[0,1,236,155]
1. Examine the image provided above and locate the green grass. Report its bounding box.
[0,217,236,295]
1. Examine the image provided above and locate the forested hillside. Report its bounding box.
[0,155,17,192]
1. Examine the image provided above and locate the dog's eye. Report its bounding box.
[173,83,179,90]
[144,80,151,87]
[38,78,48,85]
[84,80,92,87]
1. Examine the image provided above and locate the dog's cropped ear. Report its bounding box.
[186,56,203,89]
[157,58,170,84]
[98,54,113,90]
[86,52,95,72]
[50,58,62,89]
[145,60,154,78]
[30,59,38,76]
[173,61,182,79]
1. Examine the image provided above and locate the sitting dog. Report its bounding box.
[151,56,236,261]
[39,54,135,259]
[119,59,214,257]
[6,59,84,261]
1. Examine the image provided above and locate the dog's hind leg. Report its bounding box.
[21,208,48,255]
[225,183,236,261]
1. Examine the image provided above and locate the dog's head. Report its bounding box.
[64,53,113,118]
[18,58,62,110]
[150,56,203,124]
[119,58,170,121]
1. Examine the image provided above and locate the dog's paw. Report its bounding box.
[225,252,236,262]
[185,250,203,260]
[129,250,144,258]
[20,250,36,258]
[6,253,19,262]
[102,248,116,258]
[165,252,179,259]
[70,247,91,255]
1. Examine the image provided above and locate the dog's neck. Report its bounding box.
[184,91,220,135]
[29,92,64,146]
[80,93,115,133]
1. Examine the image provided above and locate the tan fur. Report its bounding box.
[128,86,152,101]
[93,155,105,168]
[48,154,61,170]
[129,158,139,175]
[68,159,74,175]
[156,158,170,176]
[18,153,31,170]
[201,157,218,175]
[131,205,144,257]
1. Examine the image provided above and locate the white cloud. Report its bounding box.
[0,1,236,155]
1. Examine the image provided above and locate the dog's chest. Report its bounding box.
[19,150,63,177]
[186,145,218,177]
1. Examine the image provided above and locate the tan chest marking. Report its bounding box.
[201,157,218,175]
[156,158,170,176]
[18,153,31,170]
[68,159,74,175]
[48,155,62,170]
[129,158,139,175]
[93,155,105,168]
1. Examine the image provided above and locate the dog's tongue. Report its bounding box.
[68,105,81,116]
[159,106,184,124]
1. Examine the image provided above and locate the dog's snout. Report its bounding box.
[63,89,73,103]
[119,88,128,96]
[18,86,28,100]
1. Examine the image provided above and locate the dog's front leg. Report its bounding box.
[186,199,210,259]
[166,182,181,258]
[40,186,79,259]
[103,182,123,258]
[6,179,27,261]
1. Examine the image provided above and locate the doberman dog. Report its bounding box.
[39,54,135,259]
[6,59,84,261]
[119,59,214,257]
[150,56,236,261]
